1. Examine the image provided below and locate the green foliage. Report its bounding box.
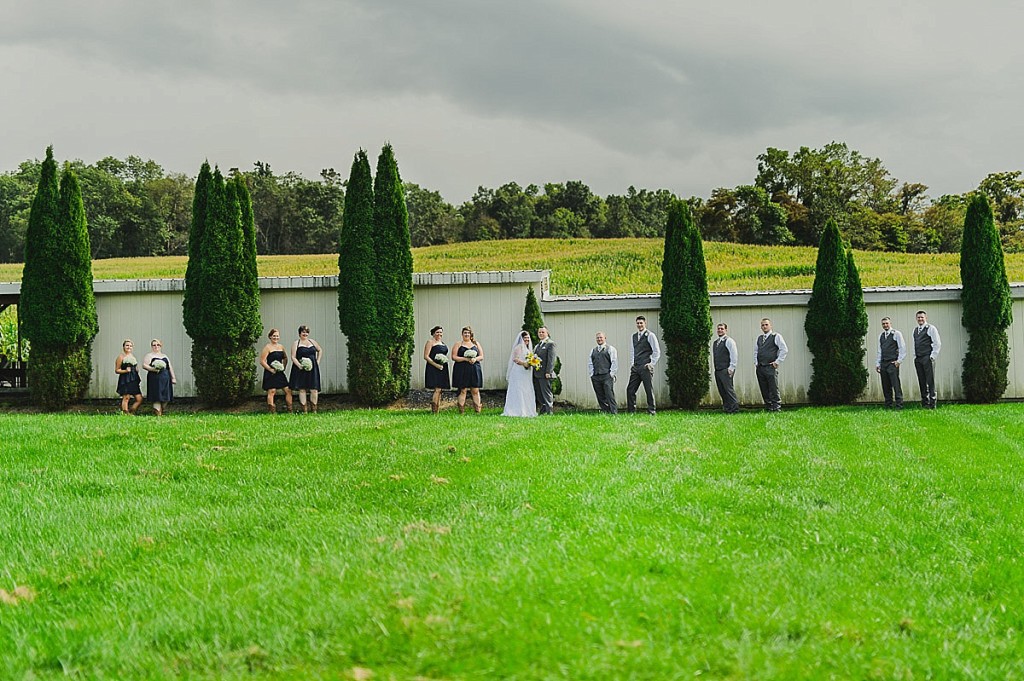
[806,220,867,404]
[338,151,379,404]
[24,345,92,410]
[0,306,27,360]
[184,166,262,405]
[182,162,211,338]
[406,182,462,247]
[371,144,415,402]
[960,193,1012,402]
[19,148,60,347]
[521,285,544,344]
[660,200,711,409]
[19,150,98,408]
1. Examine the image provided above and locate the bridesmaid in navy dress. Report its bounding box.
[259,328,293,413]
[289,325,323,413]
[114,338,143,415]
[451,325,484,414]
[143,338,176,416]
[423,325,450,414]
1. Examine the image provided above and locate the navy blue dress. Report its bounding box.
[146,355,173,403]
[451,344,483,389]
[289,344,322,391]
[116,358,142,396]
[425,342,451,389]
[262,350,289,390]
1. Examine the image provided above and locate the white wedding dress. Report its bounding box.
[502,335,537,417]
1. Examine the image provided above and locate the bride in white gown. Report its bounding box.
[502,331,537,417]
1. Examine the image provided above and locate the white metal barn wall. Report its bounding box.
[2,273,1022,406]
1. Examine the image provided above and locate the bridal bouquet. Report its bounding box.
[435,354,448,365]
[525,352,542,370]
[121,356,137,367]
[299,357,314,371]
[151,358,166,371]
[270,360,285,372]
[463,349,478,359]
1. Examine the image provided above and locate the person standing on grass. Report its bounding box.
[913,310,941,409]
[289,325,323,413]
[114,339,143,415]
[452,326,484,414]
[423,325,450,414]
[143,338,176,416]
[876,316,906,410]
[533,326,557,415]
[260,328,293,414]
[754,318,787,412]
[588,331,617,414]
[627,315,660,415]
[712,323,739,414]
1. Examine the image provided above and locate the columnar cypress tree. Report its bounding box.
[21,148,99,408]
[183,161,212,337]
[660,200,712,409]
[522,285,544,343]
[338,150,380,403]
[186,167,262,405]
[371,143,415,402]
[960,193,1013,402]
[806,219,866,404]
[842,247,869,396]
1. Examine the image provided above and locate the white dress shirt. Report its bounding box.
[875,329,907,367]
[753,333,788,365]
[587,343,618,378]
[917,324,941,360]
[714,336,738,373]
[629,331,661,367]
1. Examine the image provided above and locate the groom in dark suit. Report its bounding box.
[533,326,557,414]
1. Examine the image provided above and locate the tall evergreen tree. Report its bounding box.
[521,285,544,343]
[337,150,380,403]
[185,167,261,405]
[806,219,866,404]
[660,200,712,409]
[183,161,212,337]
[960,193,1013,402]
[371,143,415,402]
[842,247,869,396]
[21,148,98,408]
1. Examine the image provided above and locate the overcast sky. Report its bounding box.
[2,1,1021,203]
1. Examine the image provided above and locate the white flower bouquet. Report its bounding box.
[121,355,137,367]
[151,358,166,371]
[463,349,478,359]
[299,357,314,371]
[435,354,448,365]
[270,360,285,372]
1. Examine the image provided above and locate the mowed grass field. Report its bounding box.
[3,239,1023,294]
[3,406,1024,679]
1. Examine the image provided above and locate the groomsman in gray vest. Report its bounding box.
[533,326,557,414]
[912,310,941,408]
[712,322,739,414]
[627,315,661,414]
[754,318,788,412]
[588,331,618,414]
[875,316,906,409]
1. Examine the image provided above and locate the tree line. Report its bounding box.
[2,143,1022,263]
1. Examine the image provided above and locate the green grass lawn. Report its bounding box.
[3,239,1022,294]
[3,405,1024,679]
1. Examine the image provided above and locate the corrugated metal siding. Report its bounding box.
[3,274,1022,405]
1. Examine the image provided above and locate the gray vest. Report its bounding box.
[879,331,899,363]
[713,338,731,371]
[633,332,653,367]
[913,326,932,359]
[757,334,779,365]
[591,346,612,375]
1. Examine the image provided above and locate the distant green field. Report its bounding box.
[2,239,1022,295]
[3,406,1024,679]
